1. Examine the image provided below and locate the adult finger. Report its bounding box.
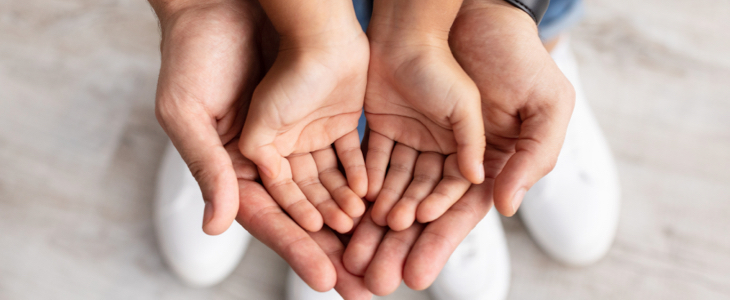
[309,228,373,300]
[156,103,238,235]
[235,179,336,292]
[343,206,387,276]
[387,152,443,231]
[493,84,574,216]
[403,181,493,290]
[364,223,424,296]
[334,129,368,198]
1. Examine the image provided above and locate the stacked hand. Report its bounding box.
[151,0,369,296]
[150,0,575,298]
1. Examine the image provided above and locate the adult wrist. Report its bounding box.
[503,0,550,24]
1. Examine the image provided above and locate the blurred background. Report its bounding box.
[1,0,729,299]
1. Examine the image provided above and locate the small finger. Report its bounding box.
[312,146,366,219]
[289,153,353,234]
[451,98,487,184]
[261,157,323,232]
[365,131,395,201]
[416,154,472,223]
[387,152,444,231]
[343,206,387,276]
[371,143,418,227]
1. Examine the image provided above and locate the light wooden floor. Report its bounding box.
[1,0,728,299]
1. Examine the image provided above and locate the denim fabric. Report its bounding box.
[538,0,583,41]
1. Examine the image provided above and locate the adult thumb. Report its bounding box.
[157,105,239,235]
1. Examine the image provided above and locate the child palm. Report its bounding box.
[364,42,486,230]
[239,32,370,233]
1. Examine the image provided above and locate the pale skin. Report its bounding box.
[343,0,575,296]
[237,0,372,234]
[149,0,370,296]
[150,0,574,298]
[364,0,487,231]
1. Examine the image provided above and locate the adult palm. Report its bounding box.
[450,0,575,216]
[151,0,369,296]
[342,0,576,295]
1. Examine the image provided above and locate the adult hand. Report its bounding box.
[342,0,575,294]
[450,0,575,216]
[150,0,370,296]
[151,0,268,235]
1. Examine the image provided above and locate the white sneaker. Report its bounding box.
[286,268,344,300]
[154,142,251,287]
[429,209,511,300]
[518,36,621,266]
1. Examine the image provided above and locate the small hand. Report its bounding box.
[342,0,576,294]
[150,1,370,296]
[363,30,483,230]
[239,19,370,233]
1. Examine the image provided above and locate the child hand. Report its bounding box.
[239,14,369,233]
[364,29,485,229]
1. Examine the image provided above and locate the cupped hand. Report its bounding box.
[450,0,575,216]
[152,0,270,235]
[342,0,576,295]
[238,17,369,234]
[150,0,370,296]
[363,31,484,231]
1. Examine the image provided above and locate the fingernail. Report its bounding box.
[512,188,526,215]
[203,201,213,226]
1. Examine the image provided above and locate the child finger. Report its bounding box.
[260,156,324,232]
[365,131,395,201]
[334,129,368,198]
[289,153,353,234]
[387,152,444,231]
[371,143,418,227]
[416,154,472,223]
[312,146,366,218]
